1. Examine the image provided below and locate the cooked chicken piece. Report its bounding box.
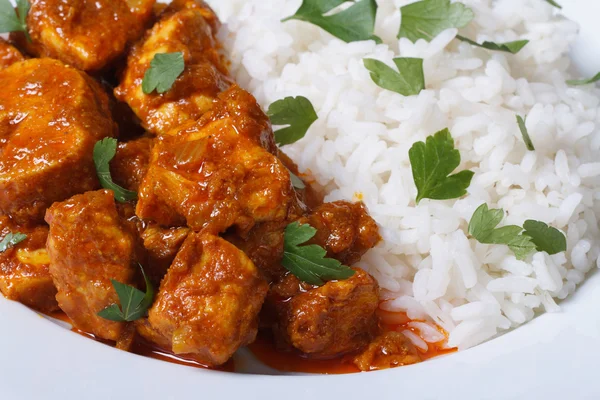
[277,150,324,210]
[141,224,190,286]
[0,217,58,313]
[115,0,231,135]
[19,0,155,71]
[0,58,115,226]
[353,331,421,371]
[298,201,381,266]
[268,269,379,358]
[110,137,154,192]
[136,86,294,234]
[0,38,25,69]
[139,232,268,366]
[45,190,140,341]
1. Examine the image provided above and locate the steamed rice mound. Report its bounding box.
[205,0,600,351]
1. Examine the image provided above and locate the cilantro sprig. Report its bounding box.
[282,222,355,286]
[363,58,425,96]
[93,138,137,203]
[545,0,561,8]
[97,265,154,322]
[142,52,185,95]
[268,96,318,146]
[522,220,567,255]
[398,0,474,41]
[0,0,30,41]
[457,35,529,54]
[289,170,306,190]
[0,232,27,253]
[283,0,380,43]
[566,72,600,86]
[409,129,474,204]
[469,204,566,259]
[517,115,535,151]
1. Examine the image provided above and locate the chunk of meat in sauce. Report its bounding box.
[353,331,421,371]
[141,224,190,286]
[268,269,379,358]
[18,0,156,71]
[139,232,268,366]
[45,190,140,342]
[136,86,294,234]
[299,201,381,266]
[277,150,323,210]
[0,38,25,69]
[0,58,116,226]
[0,217,58,313]
[115,0,232,135]
[110,137,154,192]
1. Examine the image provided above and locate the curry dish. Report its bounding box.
[0,0,438,372]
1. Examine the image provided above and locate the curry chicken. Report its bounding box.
[0,0,427,373]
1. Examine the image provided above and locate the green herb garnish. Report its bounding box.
[409,128,474,204]
[363,58,425,96]
[545,0,561,9]
[282,221,355,286]
[566,72,600,86]
[398,0,474,42]
[142,52,185,95]
[93,138,137,203]
[0,0,30,41]
[457,35,529,54]
[468,204,537,260]
[289,171,306,190]
[0,232,27,253]
[522,220,566,255]
[282,0,380,43]
[97,265,154,322]
[517,115,535,151]
[268,96,318,146]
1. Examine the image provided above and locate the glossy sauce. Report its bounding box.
[44,310,455,374]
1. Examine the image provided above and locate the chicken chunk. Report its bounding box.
[115,0,231,135]
[298,201,381,266]
[0,38,25,69]
[0,217,58,313]
[141,224,190,286]
[45,190,140,341]
[268,269,379,358]
[110,137,154,192]
[136,86,294,234]
[140,232,268,366]
[21,0,156,71]
[353,331,421,371]
[0,58,115,226]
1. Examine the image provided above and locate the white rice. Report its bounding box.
[205,0,600,350]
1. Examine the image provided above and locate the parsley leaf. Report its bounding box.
[0,0,30,41]
[268,96,318,146]
[282,0,380,43]
[93,138,137,203]
[457,35,529,54]
[363,58,425,96]
[517,115,535,151]
[97,265,154,322]
[142,52,185,95]
[289,170,306,190]
[398,0,474,42]
[408,128,474,203]
[468,204,536,260]
[522,220,566,255]
[566,72,600,86]
[282,221,355,286]
[545,0,561,9]
[0,232,27,252]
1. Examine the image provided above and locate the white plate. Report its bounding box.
[2,1,600,399]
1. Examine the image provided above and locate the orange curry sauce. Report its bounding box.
[44,309,456,374]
